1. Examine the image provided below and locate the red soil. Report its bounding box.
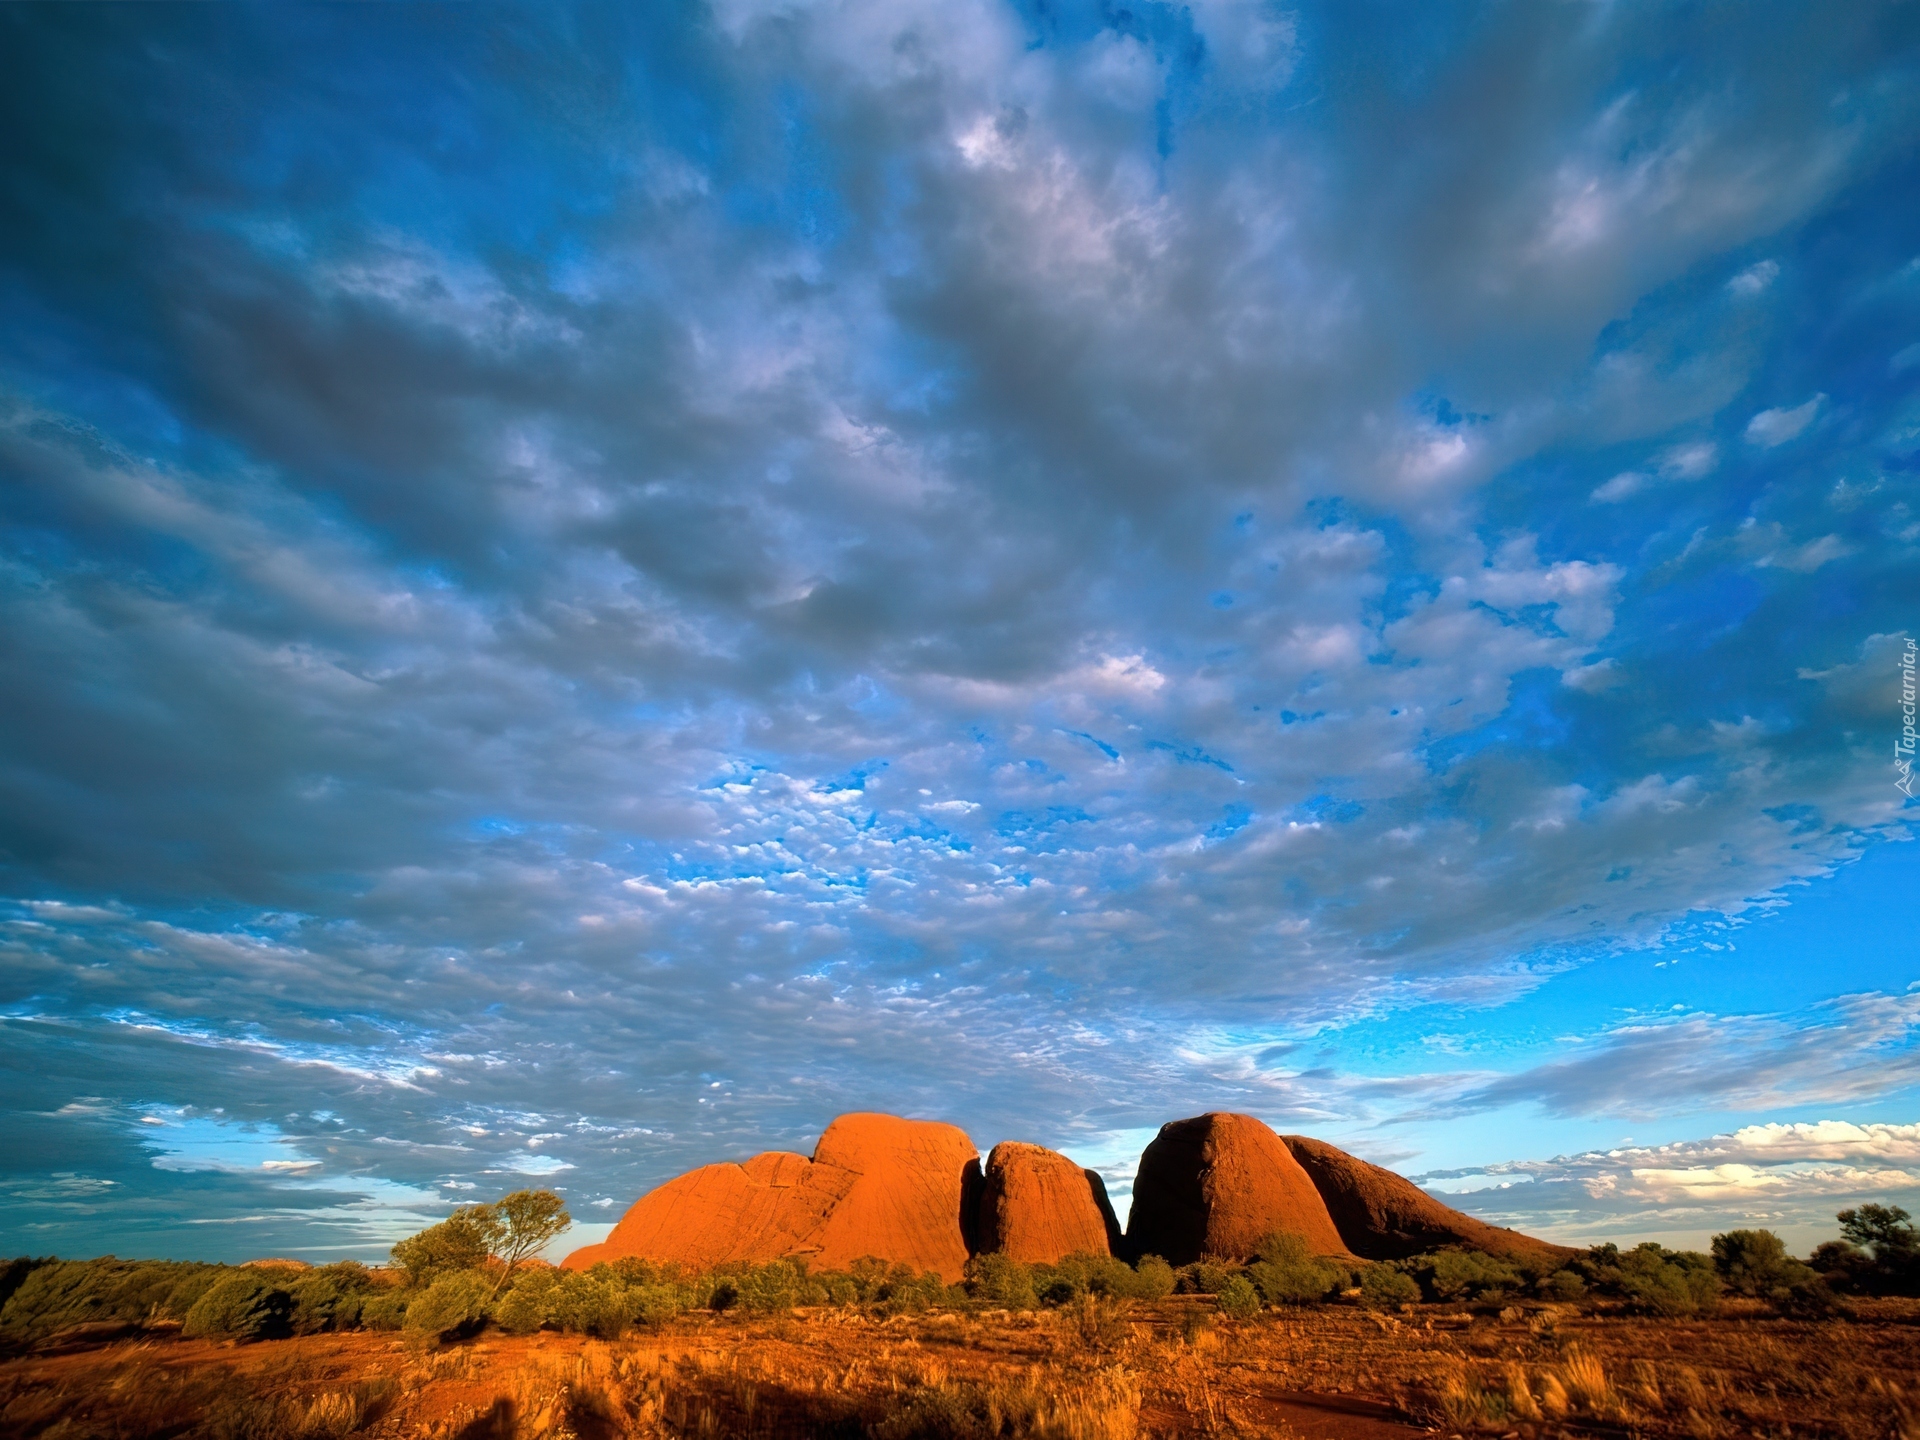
[974,1142,1124,1262]
[1125,1112,1348,1264]
[1281,1133,1577,1266]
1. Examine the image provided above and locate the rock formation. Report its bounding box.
[974,1142,1124,1263]
[563,1113,980,1281]
[1280,1134,1575,1266]
[566,1108,1572,1281]
[1124,1112,1348,1264]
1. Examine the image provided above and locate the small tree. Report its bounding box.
[487,1189,572,1299]
[391,1206,497,1287]
[1711,1229,1806,1297]
[391,1189,571,1297]
[1838,1205,1916,1262]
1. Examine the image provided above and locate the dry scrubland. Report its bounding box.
[5,1292,1920,1440]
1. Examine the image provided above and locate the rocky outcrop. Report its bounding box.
[1124,1112,1347,1264]
[1280,1134,1576,1266]
[974,1142,1123,1263]
[563,1113,980,1281]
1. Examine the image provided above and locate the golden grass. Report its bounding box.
[3,1298,1917,1438]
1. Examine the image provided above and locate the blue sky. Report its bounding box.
[2,2,1918,1263]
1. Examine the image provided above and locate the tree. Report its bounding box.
[391,1189,571,1298]
[486,1189,572,1299]
[392,1205,499,1287]
[1710,1229,1807,1297]
[1837,1205,1915,1261]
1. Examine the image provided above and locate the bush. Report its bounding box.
[1181,1261,1238,1295]
[403,1271,493,1339]
[1356,1264,1419,1309]
[1132,1255,1177,1301]
[965,1253,1038,1309]
[1409,1250,1521,1303]
[1246,1232,1349,1304]
[494,1267,559,1334]
[0,1258,227,1339]
[289,1264,374,1335]
[1615,1245,1719,1317]
[182,1272,295,1341]
[1712,1229,1813,1300]
[1216,1275,1260,1319]
[390,1210,494,1288]
[359,1287,410,1330]
[1540,1269,1586,1301]
[551,1269,636,1338]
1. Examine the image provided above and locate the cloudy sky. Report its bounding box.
[3,2,1918,1264]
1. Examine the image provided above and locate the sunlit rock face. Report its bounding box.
[567,1110,1572,1280]
[1280,1134,1576,1266]
[974,1141,1124,1263]
[1124,1112,1349,1264]
[563,1113,980,1281]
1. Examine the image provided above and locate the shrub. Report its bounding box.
[493,1267,558,1335]
[0,1259,227,1339]
[1182,1261,1237,1295]
[1215,1275,1260,1319]
[1835,1205,1920,1296]
[1616,1245,1719,1317]
[1131,1255,1177,1301]
[1712,1229,1813,1299]
[289,1264,374,1335]
[403,1271,493,1339]
[1540,1269,1586,1301]
[1247,1232,1348,1304]
[965,1253,1038,1309]
[1357,1264,1419,1309]
[359,1287,410,1330]
[1410,1250,1521,1303]
[182,1272,295,1341]
[390,1210,494,1287]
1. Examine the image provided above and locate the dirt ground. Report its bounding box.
[3,1296,1917,1439]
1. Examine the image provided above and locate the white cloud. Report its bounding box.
[1746,394,1825,446]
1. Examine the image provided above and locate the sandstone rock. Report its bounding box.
[563,1112,980,1281]
[1125,1112,1346,1264]
[975,1141,1123,1262]
[1281,1134,1576,1266]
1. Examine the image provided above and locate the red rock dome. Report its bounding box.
[1125,1112,1347,1264]
[975,1142,1123,1263]
[1281,1133,1576,1266]
[563,1112,980,1281]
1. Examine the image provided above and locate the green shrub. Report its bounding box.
[359,1286,410,1330]
[1540,1269,1586,1301]
[1410,1250,1521,1303]
[1712,1229,1812,1299]
[1356,1264,1419,1309]
[552,1269,636,1338]
[182,1272,295,1341]
[287,1266,373,1335]
[1247,1232,1349,1304]
[403,1271,493,1339]
[494,1268,559,1334]
[965,1253,1038,1309]
[1616,1245,1720,1317]
[1131,1255,1177,1301]
[1182,1261,1237,1294]
[0,1259,227,1339]
[390,1210,494,1287]
[1215,1274,1260,1319]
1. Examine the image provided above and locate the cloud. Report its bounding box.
[1418,1119,1920,1250]
[1746,394,1826,447]
[0,2,1917,1257]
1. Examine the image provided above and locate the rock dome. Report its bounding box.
[974,1142,1123,1262]
[1281,1133,1575,1266]
[562,1112,980,1281]
[1124,1112,1347,1263]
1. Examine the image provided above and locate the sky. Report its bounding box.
[2,1,1918,1266]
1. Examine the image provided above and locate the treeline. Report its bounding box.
[3,1198,1914,1346]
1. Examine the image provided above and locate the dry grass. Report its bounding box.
[2,1298,1917,1438]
